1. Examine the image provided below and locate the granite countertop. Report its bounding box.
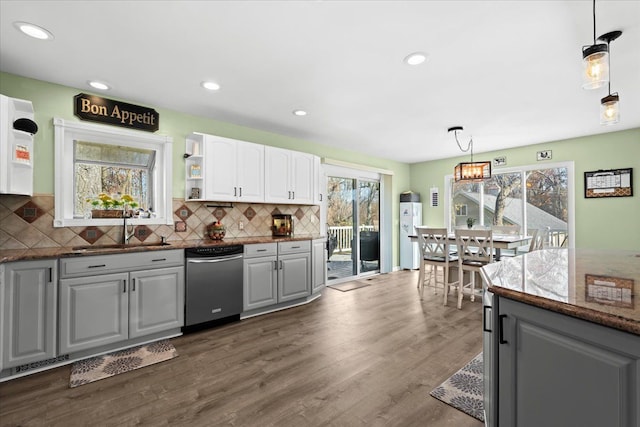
[481,248,640,336]
[0,234,325,263]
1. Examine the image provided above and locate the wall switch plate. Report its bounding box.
[239,221,244,230]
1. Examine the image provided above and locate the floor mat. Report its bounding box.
[327,280,371,292]
[430,352,484,422]
[69,340,177,388]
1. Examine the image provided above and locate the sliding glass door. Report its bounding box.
[448,162,573,248]
[326,176,380,282]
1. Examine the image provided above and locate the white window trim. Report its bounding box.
[444,161,575,248]
[53,117,173,227]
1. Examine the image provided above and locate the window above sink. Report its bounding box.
[53,118,173,227]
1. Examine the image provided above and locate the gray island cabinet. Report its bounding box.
[59,249,184,354]
[481,249,640,427]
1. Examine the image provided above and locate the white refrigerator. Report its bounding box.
[400,202,422,269]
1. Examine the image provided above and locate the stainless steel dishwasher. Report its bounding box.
[185,245,244,327]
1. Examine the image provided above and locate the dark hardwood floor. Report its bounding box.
[0,270,483,427]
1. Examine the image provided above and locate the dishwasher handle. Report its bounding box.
[187,254,244,264]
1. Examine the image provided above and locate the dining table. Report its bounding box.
[409,233,532,290]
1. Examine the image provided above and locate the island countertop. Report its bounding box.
[481,248,640,336]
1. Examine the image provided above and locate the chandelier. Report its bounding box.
[449,126,491,182]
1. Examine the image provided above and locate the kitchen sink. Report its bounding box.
[71,242,171,252]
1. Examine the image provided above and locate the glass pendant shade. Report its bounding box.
[600,93,619,125]
[582,44,609,89]
[454,161,492,182]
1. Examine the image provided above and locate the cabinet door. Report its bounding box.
[237,141,264,202]
[497,297,640,427]
[264,146,291,203]
[278,253,311,302]
[129,267,184,339]
[290,151,314,204]
[204,135,237,201]
[59,273,128,354]
[243,256,278,311]
[3,260,57,368]
[311,239,327,293]
[313,155,323,205]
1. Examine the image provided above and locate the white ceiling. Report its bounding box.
[1,1,639,164]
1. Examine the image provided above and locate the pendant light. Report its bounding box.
[449,126,491,182]
[598,31,622,125]
[582,0,609,90]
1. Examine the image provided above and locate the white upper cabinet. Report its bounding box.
[186,133,264,203]
[265,146,315,205]
[313,155,323,205]
[236,141,264,202]
[186,132,319,205]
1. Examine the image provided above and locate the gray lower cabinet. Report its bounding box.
[129,267,184,338]
[496,296,640,427]
[2,259,57,369]
[279,252,310,302]
[243,253,278,310]
[59,250,184,354]
[311,238,327,294]
[59,272,128,354]
[243,241,311,311]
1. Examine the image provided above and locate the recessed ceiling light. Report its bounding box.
[404,52,428,65]
[292,109,307,116]
[13,22,54,40]
[201,81,220,91]
[88,81,110,90]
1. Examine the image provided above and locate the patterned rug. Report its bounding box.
[69,340,178,388]
[430,352,484,422]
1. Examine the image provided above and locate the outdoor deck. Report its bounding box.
[327,252,379,281]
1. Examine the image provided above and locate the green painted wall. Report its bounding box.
[410,128,640,250]
[3,71,636,254]
[0,72,410,265]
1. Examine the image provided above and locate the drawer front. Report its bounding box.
[60,249,184,278]
[244,243,277,259]
[278,240,311,255]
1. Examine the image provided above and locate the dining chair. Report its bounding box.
[451,229,494,309]
[415,226,457,300]
[491,224,520,256]
[527,228,543,252]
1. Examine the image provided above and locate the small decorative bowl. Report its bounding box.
[207,223,226,240]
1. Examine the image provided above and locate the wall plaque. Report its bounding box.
[74,93,159,132]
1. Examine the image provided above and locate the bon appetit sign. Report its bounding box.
[74,93,159,132]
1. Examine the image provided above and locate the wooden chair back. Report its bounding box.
[415,226,450,262]
[455,228,494,267]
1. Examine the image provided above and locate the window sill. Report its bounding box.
[53,217,172,228]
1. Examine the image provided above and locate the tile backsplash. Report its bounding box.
[0,194,320,250]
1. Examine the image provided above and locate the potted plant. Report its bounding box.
[466,217,476,229]
[86,193,138,218]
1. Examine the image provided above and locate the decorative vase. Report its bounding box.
[91,209,124,218]
[207,221,226,240]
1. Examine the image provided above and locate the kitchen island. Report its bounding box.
[481,248,640,427]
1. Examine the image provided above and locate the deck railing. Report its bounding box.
[328,225,375,253]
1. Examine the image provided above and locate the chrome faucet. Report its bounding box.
[123,212,135,244]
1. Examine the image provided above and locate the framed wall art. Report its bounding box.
[584,168,633,198]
